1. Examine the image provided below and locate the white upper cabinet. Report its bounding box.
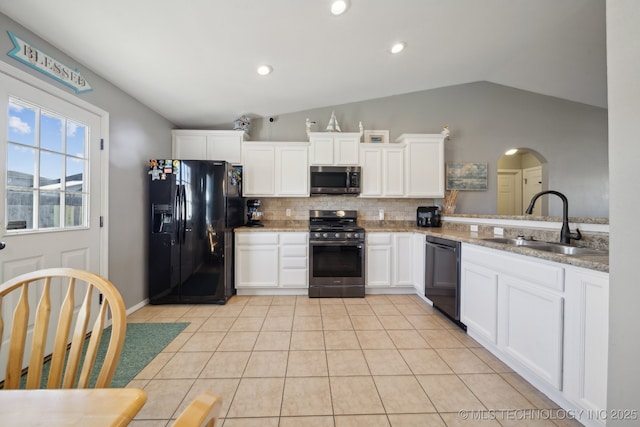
[242,143,276,196]
[172,129,247,164]
[242,141,309,197]
[359,144,405,197]
[308,132,360,165]
[396,133,445,198]
[275,144,309,196]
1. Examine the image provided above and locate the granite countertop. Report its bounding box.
[235,221,309,232]
[235,221,609,273]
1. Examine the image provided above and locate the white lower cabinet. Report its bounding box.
[460,255,499,344]
[235,232,308,291]
[366,233,393,287]
[564,267,609,419]
[393,233,413,287]
[461,243,609,427]
[499,273,564,390]
[366,232,415,290]
[235,232,279,288]
[279,232,308,288]
[411,233,425,295]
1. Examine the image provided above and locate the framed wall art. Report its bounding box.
[363,130,389,144]
[446,162,488,191]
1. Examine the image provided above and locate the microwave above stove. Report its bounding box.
[310,165,361,195]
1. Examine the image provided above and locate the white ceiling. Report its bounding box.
[0,0,607,128]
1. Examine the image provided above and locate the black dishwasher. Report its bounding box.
[425,236,465,330]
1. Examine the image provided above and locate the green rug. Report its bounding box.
[22,322,189,388]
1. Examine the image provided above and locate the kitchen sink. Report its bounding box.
[481,237,608,256]
[534,245,607,256]
[481,237,550,247]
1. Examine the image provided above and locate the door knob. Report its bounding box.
[0,241,6,250]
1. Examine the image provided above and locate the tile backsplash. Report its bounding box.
[258,197,438,222]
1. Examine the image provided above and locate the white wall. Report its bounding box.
[0,13,175,308]
[606,1,640,423]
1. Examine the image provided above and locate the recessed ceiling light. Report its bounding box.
[331,0,349,15]
[505,148,518,155]
[257,64,272,76]
[390,42,406,54]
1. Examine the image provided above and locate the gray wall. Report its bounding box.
[219,82,608,218]
[0,13,174,308]
[606,2,640,423]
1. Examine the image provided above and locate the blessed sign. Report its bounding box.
[7,31,92,93]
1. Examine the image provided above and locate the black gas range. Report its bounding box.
[309,212,365,242]
[308,210,365,298]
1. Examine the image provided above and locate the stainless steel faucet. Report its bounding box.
[525,190,582,244]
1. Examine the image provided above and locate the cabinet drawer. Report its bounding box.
[236,232,279,245]
[280,256,307,269]
[280,233,308,245]
[367,233,392,245]
[281,245,307,257]
[280,269,308,287]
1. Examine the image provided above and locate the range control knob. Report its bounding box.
[353,233,360,239]
[346,233,352,239]
[335,233,340,238]
[322,233,328,238]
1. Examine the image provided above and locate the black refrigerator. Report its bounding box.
[147,159,244,304]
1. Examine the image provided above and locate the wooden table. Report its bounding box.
[0,388,147,426]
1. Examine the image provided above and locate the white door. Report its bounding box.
[0,70,106,374]
[523,166,543,215]
[497,169,522,215]
[0,72,104,277]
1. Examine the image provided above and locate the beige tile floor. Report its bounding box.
[126,294,582,427]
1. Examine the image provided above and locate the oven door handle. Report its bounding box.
[310,240,363,248]
[426,241,457,252]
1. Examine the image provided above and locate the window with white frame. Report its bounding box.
[6,97,88,231]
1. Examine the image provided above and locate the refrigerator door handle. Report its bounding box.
[174,184,182,243]
[181,184,187,243]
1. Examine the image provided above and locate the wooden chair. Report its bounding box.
[0,268,127,389]
[172,392,223,427]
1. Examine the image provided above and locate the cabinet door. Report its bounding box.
[499,274,564,390]
[235,233,279,288]
[207,133,242,164]
[412,233,425,294]
[334,134,360,165]
[359,147,383,196]
[384,148,405,196]
[404,136,445,197]
[173,134,207,159]
[564,268,608,413]
[460,260,499,344]
[366,233,392,287]
[309,135,334,165]
[242,144,275,196]
[276,145,309,196]
[393,233,413,287]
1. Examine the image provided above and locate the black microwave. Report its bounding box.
[310,165,361,195]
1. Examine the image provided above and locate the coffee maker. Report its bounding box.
[246,199,264,227]
[417,206,442,227]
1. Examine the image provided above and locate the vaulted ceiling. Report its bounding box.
[0,0,607,128]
